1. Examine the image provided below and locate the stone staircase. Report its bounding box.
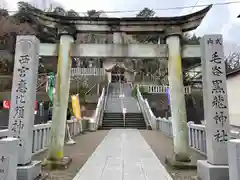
[101,83,147,129]
[125,113,146,129]
[122,97,141,113]
[102,113,124,129]
[102,112,146,130]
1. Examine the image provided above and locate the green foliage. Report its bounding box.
[136,8,155,18]
[133,8,202,85]
[182,33,201,45]
[131,86,147,98]
[135,8,158,44]
[86,10,102,17]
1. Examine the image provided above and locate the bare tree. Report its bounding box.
[0,13,36,74]
[0,15,36,51]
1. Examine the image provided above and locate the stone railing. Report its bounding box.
[71,68,105,76]
[156,117,173,137]
[136,84,209,156]
[156,118,240,156]
[139,84,192,94]
[32,123,52,155]
[137,85,207,155]
[66,120,82,137]
[92,88,105,130]
[136,87,156,129]
[156,118,207,156]
[187,122,207,155]
[0,120,82,156]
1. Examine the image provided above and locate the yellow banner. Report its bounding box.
[71,94,81,120]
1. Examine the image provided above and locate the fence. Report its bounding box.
[139,84,192,94]
[71,68,105,76]
[92,88,105,130]
[0,120,82,156]
[136,86,208,156]
[156,117,173,137]
[187,122,207,155]
[156,117,240,156]
[136,87,156,129]
[155,117,207,156]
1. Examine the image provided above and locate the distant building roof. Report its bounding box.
[105,64,134,73]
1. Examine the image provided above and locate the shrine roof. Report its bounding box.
[105,64,134,73]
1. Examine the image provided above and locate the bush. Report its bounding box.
[131,86,147,98]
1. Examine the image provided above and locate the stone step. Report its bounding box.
[125,123,146,126]
[103,119,123,121]
[101,126,147,130]
[103,114,123,117]
[102,123,124,126]
[125,118,145,121]
[125,113,143,116]
[101,127,125,130]
[125,116,144,120]
[104,112,122,114]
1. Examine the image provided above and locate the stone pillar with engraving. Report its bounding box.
[197,34,230,180]
[0,137,18,180]
[8,35,44,180]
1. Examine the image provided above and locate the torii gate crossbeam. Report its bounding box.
[39,43,201,59]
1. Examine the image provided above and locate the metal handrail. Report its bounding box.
[98,82,110,127]
[95,88,105,128]
[103,82,110,111]
[119,82,125,127]
[36,78,48,90]
[85,84,96,95]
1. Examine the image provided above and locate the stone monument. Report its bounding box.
[0,137,18,180]
[197,34,230,180]
[8,35,45,180]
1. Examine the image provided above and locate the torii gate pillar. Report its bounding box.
[165,28,190,163]
[44,30,75,168]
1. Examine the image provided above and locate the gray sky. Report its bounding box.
[2,0,240,51]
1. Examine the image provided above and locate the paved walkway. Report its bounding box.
[140,130,206,179]
[33,129,206,180]
[33,130,109,180]
[73,129,172,180]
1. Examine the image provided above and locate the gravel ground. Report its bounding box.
[33,130,109,180]
[140,130,206,180]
